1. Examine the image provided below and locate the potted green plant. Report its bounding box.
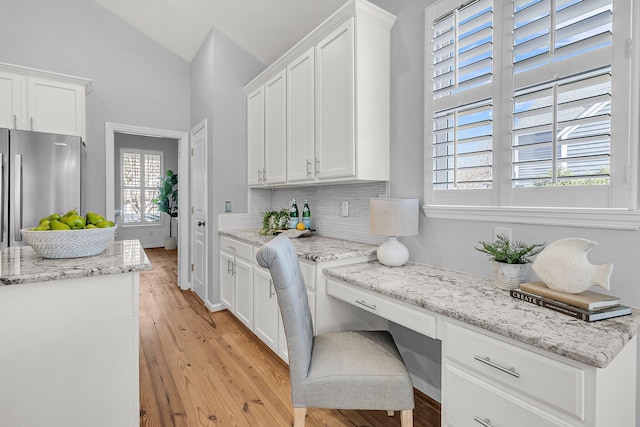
[476,234,545,290]
[152,170,178,250]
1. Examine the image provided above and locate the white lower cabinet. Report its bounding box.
[442,320,637,427]
[233,258,254,329]
[219,236,254,330]
[254,266,279,351]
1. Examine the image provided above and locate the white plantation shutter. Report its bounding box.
[121,149,162,224]
[512,68,611,187]
[430,0,494,199]
[426,0,637,216]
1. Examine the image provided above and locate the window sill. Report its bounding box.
[423,205,640,231]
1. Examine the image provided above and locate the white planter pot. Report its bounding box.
[164,237,177,251]
[493,262,528,290]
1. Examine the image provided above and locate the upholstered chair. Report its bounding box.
[256,235,414,427]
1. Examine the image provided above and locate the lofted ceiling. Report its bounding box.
[91,0,348,65]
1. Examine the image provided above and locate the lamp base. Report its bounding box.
[376,237,409,267]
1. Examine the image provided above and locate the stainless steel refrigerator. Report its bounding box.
[0,128,82,249]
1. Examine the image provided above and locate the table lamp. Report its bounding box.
[369,198,419,267]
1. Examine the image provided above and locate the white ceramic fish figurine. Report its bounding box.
[532,238,613,294]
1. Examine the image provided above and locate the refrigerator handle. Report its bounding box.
[14,154,22,241]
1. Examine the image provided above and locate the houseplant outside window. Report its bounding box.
[152,170,178,250]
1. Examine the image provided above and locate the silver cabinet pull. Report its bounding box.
[306,159,312,177]
[231,261,236,276]
[227,260,232,274]
[14,154,22,241]
[227,246,236,251]
[474,355,520,378]
[355,299,376,310]
[315,158,320,176]
[474,416,493,427]
[262,168,267,181]
[257,169,263,183]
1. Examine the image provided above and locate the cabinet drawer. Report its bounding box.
[220,236,253,261]
[444,322,585,419]
[326,279,437,339]
[443,365,571,427]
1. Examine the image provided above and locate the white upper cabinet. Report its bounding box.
[0,63,91,140]
[0,71,22,130]
[287,48,315,182]
[264,71,287,185]
[244,0,395,187]
[315,20,355,180]
[247,87,265,186]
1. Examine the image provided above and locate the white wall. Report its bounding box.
[191,28,265,309]
[0,0,191,217]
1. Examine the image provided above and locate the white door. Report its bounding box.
[315,19,356,180]
[264,70,287,185]
[287,48,315,182]
[190,120,207,301]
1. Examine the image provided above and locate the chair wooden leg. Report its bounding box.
[293,407,307,427]
[387,410,394,417]
[400,409,413,427]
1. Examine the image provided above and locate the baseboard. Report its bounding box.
[207,302,225,312]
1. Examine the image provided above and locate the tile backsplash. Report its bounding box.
[246,182,389,245]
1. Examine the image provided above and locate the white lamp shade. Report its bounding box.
[370,198,419,237]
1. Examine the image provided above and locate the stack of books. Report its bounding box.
[510,281,632,322]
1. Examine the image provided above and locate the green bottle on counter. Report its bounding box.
[289,199,299,229]
[302,199,311,229]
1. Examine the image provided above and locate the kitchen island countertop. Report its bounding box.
[219,229,377,262]
[0,239,151,285]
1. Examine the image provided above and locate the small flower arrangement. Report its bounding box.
[476,234,545,264]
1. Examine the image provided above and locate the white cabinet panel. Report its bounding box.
[27,77,85,138]
[315,19,355,180]
[287,48,315,182]
[264,71,287,185]
[219,251,235,310]
[247,87,265,186]
[233,258,254,329]
[0,71,21,129]
[254,267,278,351]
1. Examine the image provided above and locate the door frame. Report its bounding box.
[105,122,189,290]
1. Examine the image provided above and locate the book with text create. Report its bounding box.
[510,288,631,322]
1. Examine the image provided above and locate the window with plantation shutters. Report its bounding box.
[425,0,638,226]
[121,149,162,225]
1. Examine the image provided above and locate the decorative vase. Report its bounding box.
[493,262,527,290]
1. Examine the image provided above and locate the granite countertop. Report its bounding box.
[0,240,152,285]
[323,261,640,369]
[219,229,377,262]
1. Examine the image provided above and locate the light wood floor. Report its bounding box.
[139,248,441,427]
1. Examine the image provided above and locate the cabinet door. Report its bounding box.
[264,71,287,184]
[234,257,254,329]
[220,252,235,310]
[254,268,279,351]
[27,77,85,138]
[315,19,355,180]
[0,72,21,130]
[247,87,265,186]
[287,48,315,182]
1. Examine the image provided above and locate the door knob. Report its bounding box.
[198,220,206,226]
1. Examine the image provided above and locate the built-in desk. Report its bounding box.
[323,261,640,427]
